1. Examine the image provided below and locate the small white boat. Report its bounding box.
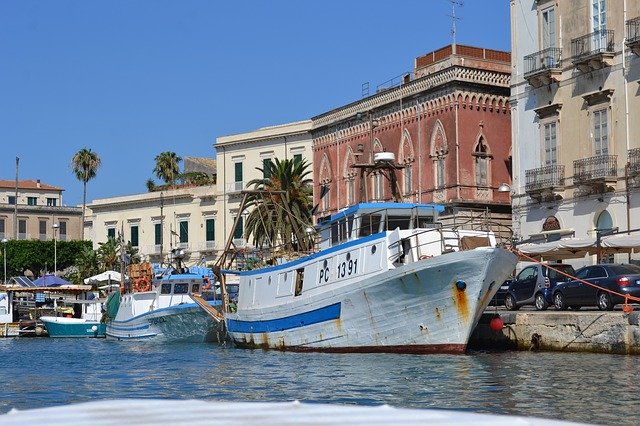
[39,316,105,338]
[105,262,225,342]
[222,202,517,353]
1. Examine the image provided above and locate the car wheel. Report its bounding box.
[597,292,614,311]
[554,292,568,311]
[535,293,549,311]
[504,294,519,311]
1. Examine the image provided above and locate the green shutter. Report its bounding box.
[235,162,243,182]
[107,228,115,239]
[234,216,243,239]
[180,221,189,243]
[206,219,215,241]
[263,158,271,179]
[131,226,139,247]
[155,223,162,245]
[294,154,302,165]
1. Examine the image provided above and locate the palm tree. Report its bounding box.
[97,237,119,271]
[71,148,101,241]
[153,152,182,187]
[75,245,99,280]
[245,158,313,251]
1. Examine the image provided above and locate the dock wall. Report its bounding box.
[470,311,640,355]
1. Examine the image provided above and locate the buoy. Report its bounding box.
[489,316,504,331]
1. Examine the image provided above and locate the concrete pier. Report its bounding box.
[469,310,640,355]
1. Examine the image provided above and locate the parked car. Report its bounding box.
[504,263,576,311]
[552,264,640,311]
[490,279,512,306]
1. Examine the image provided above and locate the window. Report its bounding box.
[474,137,490,187]
[404,165,413,195]
[39,220,47,240]
[517,266,537,281]
[293,154,303,165]
[322,184,330,212]
[107,228,116,239]
[18,219,26,239]
[0,218,4,238]
[59,222,67,238]
[27,197,37,206]
[436,156,445,189]
[161,283,172,294]
[179,221,188,243]
[262,158,272,179]
[154,223,162,245]
[542,7,556,49]
[47,198,57,207]
[233,216,243,239]
[346,178,355,206]
[8,196,15,205]
[174,283,189,294]
[234,162,243,191]
[373,172,383,200]
[130,225,139,247]
[593,109,608,156]
[592,0,607,50]
[206,218,215,242]
[544,122,558,165]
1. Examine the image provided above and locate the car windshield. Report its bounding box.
[608,264,640,275]
[544,264,575,280]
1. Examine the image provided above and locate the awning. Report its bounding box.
[84,270,123,285]
[517,237,597,260]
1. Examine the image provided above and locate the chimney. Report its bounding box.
[37,179,41,188]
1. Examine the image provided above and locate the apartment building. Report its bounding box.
[510,0,640,263]
[0,179,81,242]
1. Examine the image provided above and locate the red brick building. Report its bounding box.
[311,44,512,240]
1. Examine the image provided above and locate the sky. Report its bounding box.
[0,0,511,207]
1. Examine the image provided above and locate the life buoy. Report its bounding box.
[134,278,151,292]
[202,277,212,291]
[419,255,433,260]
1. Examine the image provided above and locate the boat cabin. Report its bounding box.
[316,202,445,250]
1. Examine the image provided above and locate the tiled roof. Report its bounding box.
[0,180,63,191]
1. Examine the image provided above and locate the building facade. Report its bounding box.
[312,44,513,242]
[0,179,82,242]
[510,0,640,264]
[214,120,313,251]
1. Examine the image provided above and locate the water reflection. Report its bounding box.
[0,339,638,425]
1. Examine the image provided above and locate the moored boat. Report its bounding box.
[104,260,225,342]
[221,202,517,353]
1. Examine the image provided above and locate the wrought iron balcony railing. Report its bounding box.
[573,154,617,185]
[629,148,640,176]
[525,164,565,193]
[571,29,615,61]
[524,48,562,78]
[627,16,640,44]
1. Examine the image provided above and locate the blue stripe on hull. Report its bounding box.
[226,302,341,333]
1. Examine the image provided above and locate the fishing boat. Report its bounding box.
[40,296,106,338]
[104,256,225,342]
[218,153,516,353]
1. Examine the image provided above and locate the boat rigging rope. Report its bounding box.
[510,248,640,311]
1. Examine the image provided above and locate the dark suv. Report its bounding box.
[504,263,576,311]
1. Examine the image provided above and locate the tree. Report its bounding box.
[146,178,157,192]
[244,158,313,251]
[71,148,101,241]
[153,152,182,187]
[75,244,99,280]
[97,237,119,271]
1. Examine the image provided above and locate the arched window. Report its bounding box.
[430,120,448,189]
[319,154,332,212]
[399,129,415,197]
[473,135,492,187]
[372,140,384,200]
[596,210,613,231]
[343,147,357,206]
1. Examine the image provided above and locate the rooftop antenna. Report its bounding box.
[448,0,463,46]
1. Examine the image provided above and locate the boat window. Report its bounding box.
[331,218,349,244]
[416,216,434,228]
[161,283,172,294]
[174,283,189,294]
[331,221,339,244]
[387,216,411,231]
[347,215,354,238]
[359,214,382,237]
[294,268,304,296]
[191,283,200,293]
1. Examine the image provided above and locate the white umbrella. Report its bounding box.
[84,270,123,285]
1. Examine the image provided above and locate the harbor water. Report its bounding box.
[1,338,639,425]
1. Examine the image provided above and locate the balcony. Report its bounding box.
[225,181,245,194]
[571,30,615,73]
[627,17,640,56]
[524,48,562,88]
[525,165,565,201]
[573,154,617,191]
[628,148,640,188]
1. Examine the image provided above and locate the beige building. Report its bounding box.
[0,179,82,242]
[214,120,313,250]
[510,0,640,265]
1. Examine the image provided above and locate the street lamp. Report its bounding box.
[2,238,7,284]
[53,224,59,275]
[497,183,512,193]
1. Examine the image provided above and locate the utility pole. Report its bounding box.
[14,157,19,240]
[160,191,164,266]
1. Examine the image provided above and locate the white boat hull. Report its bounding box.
[225,247,516,353]
[106,302,224,342]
